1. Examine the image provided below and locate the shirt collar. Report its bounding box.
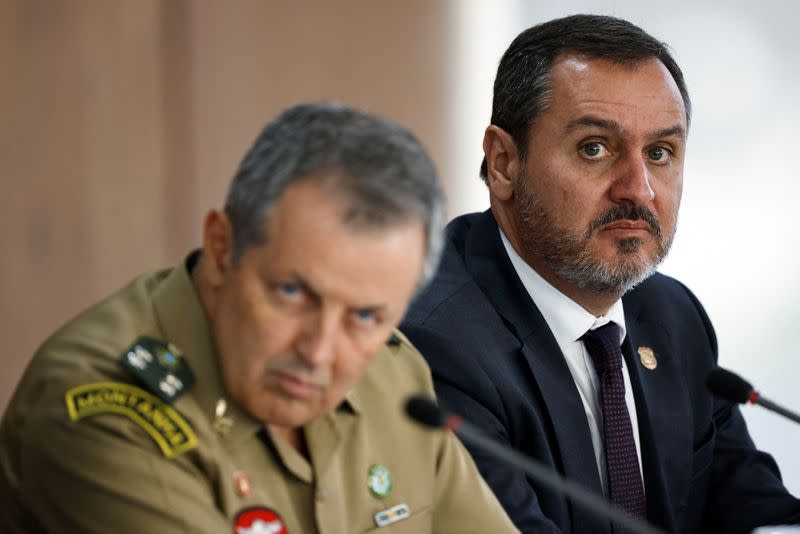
[151,251,264,443]
[498,228,627,345]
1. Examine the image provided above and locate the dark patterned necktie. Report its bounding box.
[582,322,646,531]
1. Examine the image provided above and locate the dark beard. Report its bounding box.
[516,179,673,295]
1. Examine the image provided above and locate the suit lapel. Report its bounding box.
[520,332,612,533]
[464,211,610,533]
[623,300,692,532]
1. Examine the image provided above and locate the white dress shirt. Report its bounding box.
[499,228,644,494]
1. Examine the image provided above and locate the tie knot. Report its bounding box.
[582,322,623,375]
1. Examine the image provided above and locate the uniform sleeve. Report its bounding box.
[18,399,229,533]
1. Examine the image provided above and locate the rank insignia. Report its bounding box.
[638,346,658,370]
[65,382,197,458]
[119,336,196,404]
[367,464,393,498]
[213,398,234,435]
[234,507,288,534]
[374,503,410,528]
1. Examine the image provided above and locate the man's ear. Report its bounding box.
[201,209,234,288]
[482,125,521,201]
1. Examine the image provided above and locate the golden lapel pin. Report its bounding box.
[638,346,657,370]
[213,398,234,435]
[233,470,253,498]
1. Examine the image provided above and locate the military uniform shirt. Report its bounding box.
[0,255,518,533]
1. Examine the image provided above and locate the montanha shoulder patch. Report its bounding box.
[65,382,197,458]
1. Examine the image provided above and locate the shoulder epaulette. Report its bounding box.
[118,336,195,404]
[387,332,403,346]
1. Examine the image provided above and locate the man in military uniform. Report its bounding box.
[0,102,518,533]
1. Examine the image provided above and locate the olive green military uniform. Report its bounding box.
[0,256,518,533]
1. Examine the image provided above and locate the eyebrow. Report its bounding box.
[565,115,687,141]
[651,125,687,140]
[288,272,320,302]
[285,271,386,312]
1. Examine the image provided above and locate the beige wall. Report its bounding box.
[0,0,450,410]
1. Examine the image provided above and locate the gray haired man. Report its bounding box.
[0,102,518,533]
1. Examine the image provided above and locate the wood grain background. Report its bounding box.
[0,0,452,410]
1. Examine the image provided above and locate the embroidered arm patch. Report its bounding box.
[65,382,198,458]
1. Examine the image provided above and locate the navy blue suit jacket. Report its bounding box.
[402,211,800,533]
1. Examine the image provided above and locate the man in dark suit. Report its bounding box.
[402,14,800,533]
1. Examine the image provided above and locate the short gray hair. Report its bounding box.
[224,101,445,288]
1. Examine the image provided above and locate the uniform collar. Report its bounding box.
[150,251,263,444]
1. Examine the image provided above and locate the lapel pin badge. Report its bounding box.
[234,470,253,498]
[367,464,393,498]
[374,503,410,528]
[213,398,234,435]
[638,346,657,370]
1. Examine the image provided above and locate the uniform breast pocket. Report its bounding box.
[362,505,432,533]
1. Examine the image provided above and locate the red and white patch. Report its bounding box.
[233,507,288,534]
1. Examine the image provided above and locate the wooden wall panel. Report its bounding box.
[0,0,449,411]
[186,0,449,232]
[1,1,130,407]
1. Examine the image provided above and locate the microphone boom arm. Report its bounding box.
[407,396,666,534]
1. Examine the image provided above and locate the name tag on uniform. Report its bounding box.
[374,503,410,528]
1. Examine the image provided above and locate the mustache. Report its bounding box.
[586,204,662,239]
[266,359,330,387]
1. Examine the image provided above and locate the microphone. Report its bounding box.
[405,396,665,534]
[706,367,800,425]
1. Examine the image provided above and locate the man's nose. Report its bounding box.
[608,153,655,207]
[296,309,339,366]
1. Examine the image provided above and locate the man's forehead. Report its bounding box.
[546,54,687,133]
[255,181,427,307]
[564,115,687,142]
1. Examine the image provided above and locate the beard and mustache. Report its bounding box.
[516,177,675,295]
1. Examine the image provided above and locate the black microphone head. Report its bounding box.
[706,367,754,404]
[405,395,446,429]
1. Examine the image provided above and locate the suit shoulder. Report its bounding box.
[406,269,495,332]
[627,271,707,313]
[626,271,717,351]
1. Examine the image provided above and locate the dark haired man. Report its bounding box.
[402,14,800,533]
[0,102,518,533]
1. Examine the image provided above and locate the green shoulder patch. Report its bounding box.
[65,382,198,459]
[118,336,195,404]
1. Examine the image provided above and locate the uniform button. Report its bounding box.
[315,486,328,502]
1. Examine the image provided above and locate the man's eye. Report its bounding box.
[351,308,377,327]
[647,146,671,163]
[276,283,302,301]
[579,142,609,159]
